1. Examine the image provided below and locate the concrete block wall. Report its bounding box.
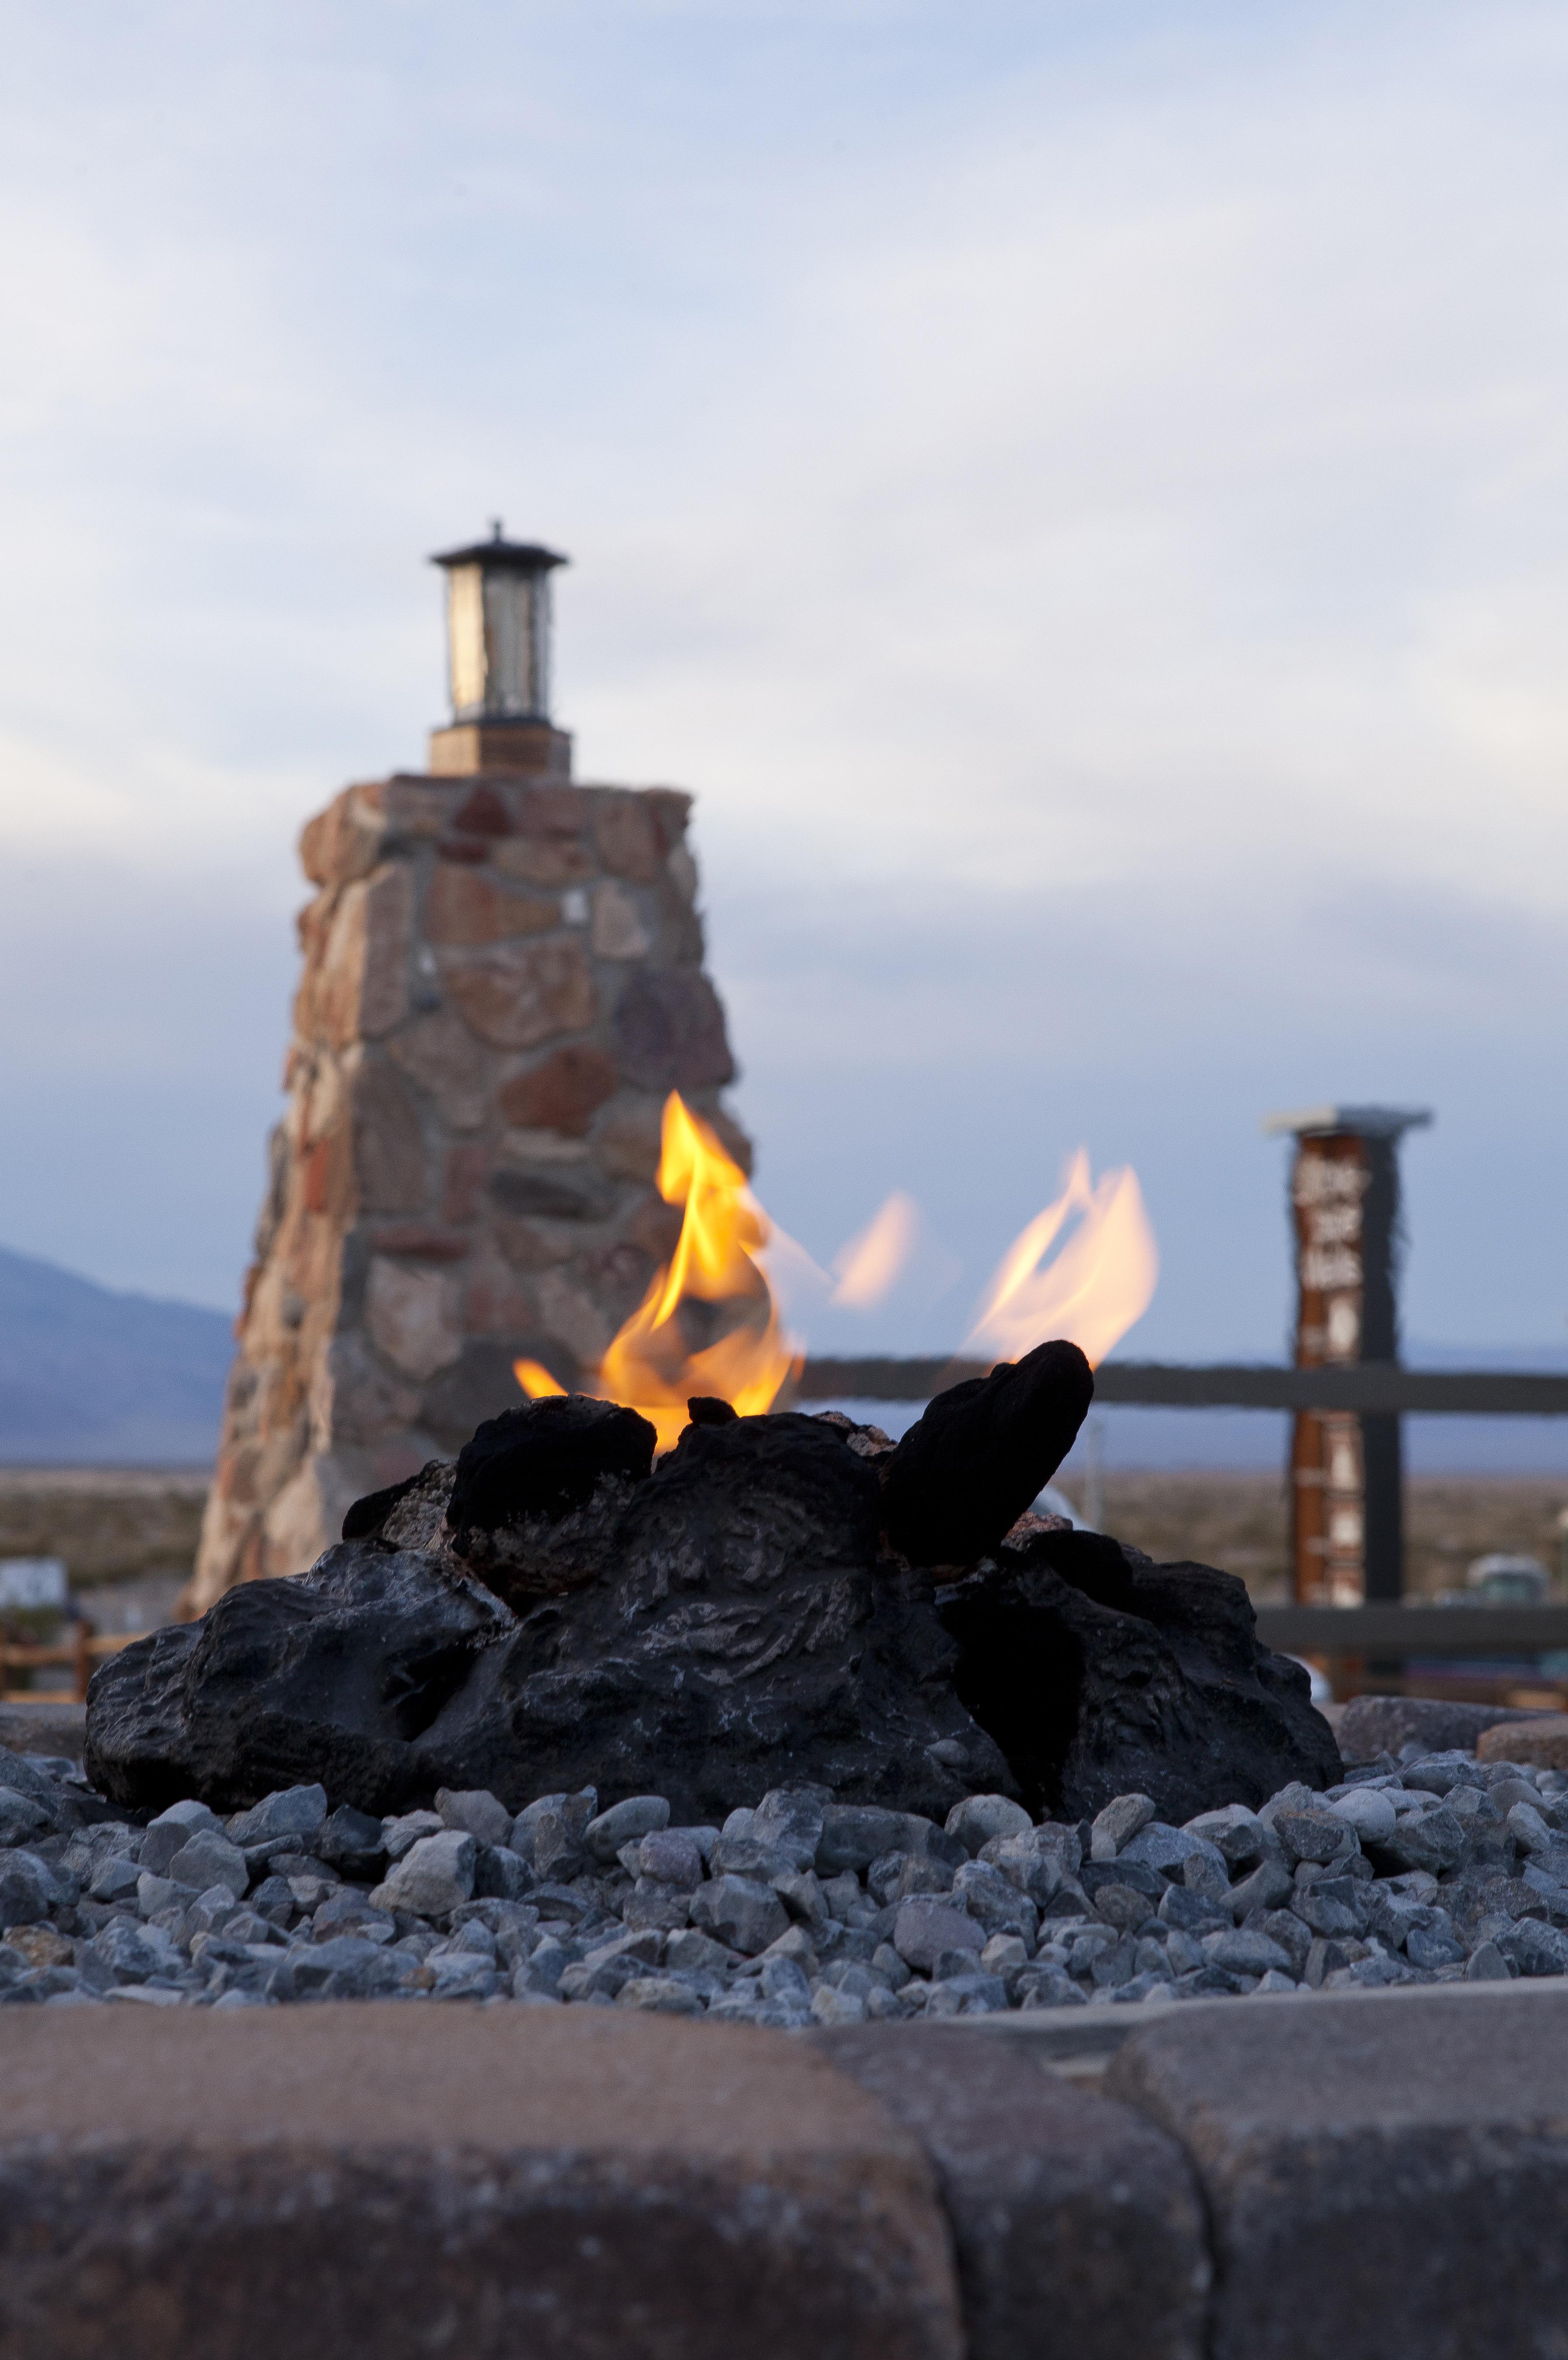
[5,1984,1568,2358]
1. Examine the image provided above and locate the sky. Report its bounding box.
[0,1,1565,1412]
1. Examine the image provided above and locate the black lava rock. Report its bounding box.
[425,1413,1004,1823]
[341,1470,424,1542]
[880,1338,1095,1565]
[447,1395,657,1533]
[940,1525,1341,1822]
[87,1388,1340,1831]
[686,1395,739,1426]
[83,1547,514,1816]
[86,1413,1013,1824]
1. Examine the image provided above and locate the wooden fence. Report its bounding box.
[0,1627,140,1704]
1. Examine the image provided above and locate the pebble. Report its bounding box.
[435,1788,514,1849]
[167,1830,250,1899]
[892,1896,985,1974]
[4,1747,1567,2018]
[138,1801,222,1879]
[0,1788,51,1846]
[585,1795,670,1864]
[1328,1786,1398,1843]
[227,1785,329,1850]
[1089,1792,1156,1861]
[689,1873,790,1956]
[371,1830,476,1917]
[619,1975,703,2015]
[946,1794,1033,1857]
[753,1789,827,1870]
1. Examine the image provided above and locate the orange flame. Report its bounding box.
[964,1148,1158,1368]
[516,1093,800,1451]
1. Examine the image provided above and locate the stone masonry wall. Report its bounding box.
[186,751,750,1616]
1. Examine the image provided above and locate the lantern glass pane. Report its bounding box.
[447,566,487,716]
[482,572,529,715]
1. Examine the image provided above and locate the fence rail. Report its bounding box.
[1255,1604,1568,1657]
[0,1631,139,1704]
[796,1357,1568,1416]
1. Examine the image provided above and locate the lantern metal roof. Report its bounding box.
[1261,1105,1433,1141]
[430,523,568,576]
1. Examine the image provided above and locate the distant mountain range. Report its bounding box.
[0,1246,233,1465]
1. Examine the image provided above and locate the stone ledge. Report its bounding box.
[813,2023,1207,2360]
[0,2006,962,2360]
[7,1990,1568,2357]
[1106,1981,1568,2360]
[930,1970,1568,2079]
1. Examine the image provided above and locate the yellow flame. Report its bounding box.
[515,1093,800,1452]
[964,1149,1158,1368]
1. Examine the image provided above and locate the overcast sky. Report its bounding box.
[0,0,1565,1381]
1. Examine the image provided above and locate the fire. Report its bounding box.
[516,1093,800,1452]
[516,1109,1156,1444]
[964,1148,1158,1369]
[829,1189,921,1309]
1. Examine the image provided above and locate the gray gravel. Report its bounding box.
[4,1739,1568,2016]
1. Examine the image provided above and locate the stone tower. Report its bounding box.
[187,533,750,1614]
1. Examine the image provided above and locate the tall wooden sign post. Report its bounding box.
[1263,1105,1431,1604]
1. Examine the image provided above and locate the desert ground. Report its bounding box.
[2,1465,1563,1614]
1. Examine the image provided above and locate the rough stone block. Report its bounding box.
[1477,1714,1568,1770]
[0,2007,963,2360]
[815,2024,1207,2360]
[0,1789,50,1845]
[613,968,735,1092]
[424,865,558,946]
[492,834,595,885]
[592,791,663,882]
[313,866,412,1046]
[299,789,387,887]
[819,1805,918,1874]
[351,1053,427,1215]
[498,1043,618,1135]
[139,1799,224,1876]
[365,1258,461,1381]
[1107,1983,1568,2360]
[592,879,652,958]
[440,936,595,1049]
[1338,1695,1549,1763]
[389,1007,491,1130]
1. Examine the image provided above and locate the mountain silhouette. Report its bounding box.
[0,1245,231,1464]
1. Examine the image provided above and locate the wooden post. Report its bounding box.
[1264,1105,1431,1605]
